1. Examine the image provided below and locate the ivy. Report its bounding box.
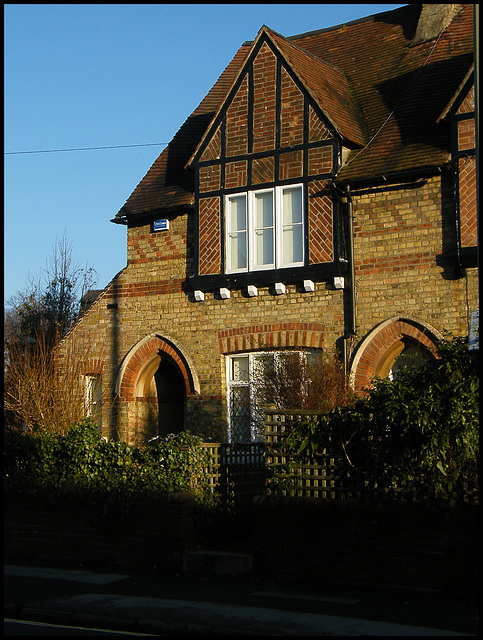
[4,419,215,503]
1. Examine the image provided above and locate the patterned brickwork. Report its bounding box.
[226,75,249,157]
[279,150,303,181]
[308,145,332,176]
[309,105,331,142]
[200,124,221,162]
[458,156,477,247]
[308,179,333,263]
[198,196,221,275]
[457,117,475,151]
[199,164,221,193]
[280,67,304,147]
[225,160,247,190]
[252,43,277,153]
[252,156,275,185]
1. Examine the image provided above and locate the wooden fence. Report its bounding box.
[200,442,267,507]
[199,410,478,504]
[264,409,372,500]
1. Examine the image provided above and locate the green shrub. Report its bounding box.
[4,419,215,502]
[270,335,479,504]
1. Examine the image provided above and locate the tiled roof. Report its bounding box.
[114,4,474,222]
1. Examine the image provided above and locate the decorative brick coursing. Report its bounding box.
[118,335,196,401]
[351,318,439,393]
[218,322,326,354]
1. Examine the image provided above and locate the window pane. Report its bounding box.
[229,231,247,270]
[283,187,302,224]
[255,228,274,265]
[229,387,251,442]
[231,356,249,382]
[282,187,303,265]
[283,224,303,263]
[255,192,274,266]
[229,195,247,231]
[228,195,247,270]
[255,191,273,227]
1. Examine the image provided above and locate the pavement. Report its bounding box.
[4,554,479,636]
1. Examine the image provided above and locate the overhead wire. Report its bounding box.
[5,142,167,155]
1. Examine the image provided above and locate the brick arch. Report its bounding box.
[218,322,326,354]
[116,334,200,401]
[350,317,442,394]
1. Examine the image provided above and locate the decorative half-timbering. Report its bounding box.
[188,27,362,293]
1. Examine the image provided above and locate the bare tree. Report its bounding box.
[4,234,100,432]
[255,350,353,413]
[5,233,98,349]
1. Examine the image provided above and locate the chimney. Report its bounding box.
[413,4,460,44]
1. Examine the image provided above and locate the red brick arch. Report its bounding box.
[218,322,326,354]
[350,317,442,394]
[116,334,200,401]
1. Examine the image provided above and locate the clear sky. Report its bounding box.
[4,3,405,306]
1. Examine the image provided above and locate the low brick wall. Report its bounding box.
[4,492,196,572]
[252,496,478,594]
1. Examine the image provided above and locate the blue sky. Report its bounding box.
[4,3,405,306]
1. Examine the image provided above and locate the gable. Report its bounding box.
[191,33,343,284]
[190,27,363,169]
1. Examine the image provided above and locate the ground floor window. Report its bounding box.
[226,350,320,443]
[84,374,102,428]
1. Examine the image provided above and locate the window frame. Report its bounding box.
[84,374,102,428]
[226,349,318,443]
[225,184,304,274]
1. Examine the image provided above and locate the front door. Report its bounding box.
[154,356,186,437]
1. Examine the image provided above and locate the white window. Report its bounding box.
[226,185,304,273]
[226,350,319,443]
[85,374,102,428]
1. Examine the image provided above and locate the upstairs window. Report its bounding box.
[226,185,304,273]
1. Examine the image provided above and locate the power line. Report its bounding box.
[5,142,167,155]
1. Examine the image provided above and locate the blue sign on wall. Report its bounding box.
[153,219,169,232]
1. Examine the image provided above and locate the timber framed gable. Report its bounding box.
[188,27,361,293]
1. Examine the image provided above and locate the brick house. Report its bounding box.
[60,4,477,445]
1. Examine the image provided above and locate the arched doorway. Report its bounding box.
[350,317,442,394]
[153,354,186,437]
[115,333,199,443]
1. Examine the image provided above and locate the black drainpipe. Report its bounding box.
[340,184,356,377]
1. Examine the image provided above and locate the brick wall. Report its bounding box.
[4,493,196,572]
[252,496,478,594]
[6,492,477,594]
